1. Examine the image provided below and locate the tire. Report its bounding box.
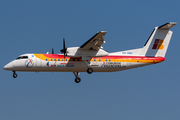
[87,68,93,74]
[13,74,17,78]
[75,77,81,83]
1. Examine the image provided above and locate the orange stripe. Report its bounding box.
[34,54,165,63]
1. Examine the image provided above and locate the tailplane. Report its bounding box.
[141,22,177,57]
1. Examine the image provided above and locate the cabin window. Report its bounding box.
[99,59,101,62]
[94,59,96,61]
[65,59,67,61]
[105,59,107,62]
[61,59,63,61]
[58,59,60,61]
[54,59,56,61]
[46,58,48,61]
[73,59,75,61]
[51,59,53,61]
[109,59,111,62]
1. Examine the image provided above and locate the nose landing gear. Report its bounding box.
[73,72,81,83]
[75,77,81,83]
[13,71,17,78]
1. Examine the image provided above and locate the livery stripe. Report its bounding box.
[34,54,165,63]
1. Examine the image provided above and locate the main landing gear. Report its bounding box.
[73,72,81,83]
[13,71,17,78]
[87,68,93,74]
[84,60,93,74]
[73,59,93,83]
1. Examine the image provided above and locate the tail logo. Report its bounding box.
[152,39,164,50]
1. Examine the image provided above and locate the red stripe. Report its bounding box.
[42,54,165,61]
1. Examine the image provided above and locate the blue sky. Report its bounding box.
[0,0,180,120]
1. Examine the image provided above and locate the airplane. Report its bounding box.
[3,22,177,83]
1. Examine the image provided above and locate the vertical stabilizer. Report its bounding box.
[141,22,177,57]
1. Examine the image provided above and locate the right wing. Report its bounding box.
[80,31,107,51]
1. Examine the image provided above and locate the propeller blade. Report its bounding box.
[63,38,66,58]
[60,38,67,59]
[63,38,65,51]
[52,48,54,54]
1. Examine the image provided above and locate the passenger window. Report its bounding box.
[54,59,56,61]
[46,58,48,61]
[58,59,60,61]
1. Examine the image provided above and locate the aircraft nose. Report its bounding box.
[3,62,14,70]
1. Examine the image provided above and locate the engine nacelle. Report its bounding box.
[66,47,109,57]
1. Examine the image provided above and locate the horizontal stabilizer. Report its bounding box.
[158,22,177,30]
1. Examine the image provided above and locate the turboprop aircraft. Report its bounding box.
[3,22,177,83]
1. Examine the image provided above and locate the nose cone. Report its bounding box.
[3,62,14,70]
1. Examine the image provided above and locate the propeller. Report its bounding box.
[52,48,54,54]
[60,38,67,58]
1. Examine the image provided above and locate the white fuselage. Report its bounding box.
[3,53,164,72]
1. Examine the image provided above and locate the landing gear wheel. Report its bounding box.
[13,74,17,78]
[75,77,81,83]
[87,68,93,74]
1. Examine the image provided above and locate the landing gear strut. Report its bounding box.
[13,71,17,78]
[84,60,93,74]
[73,72,81,83]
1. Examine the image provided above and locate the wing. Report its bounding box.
[80,31,107,51]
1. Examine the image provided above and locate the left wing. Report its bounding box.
[80,31,107,51]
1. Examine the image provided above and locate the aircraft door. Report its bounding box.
[35,55,41,67]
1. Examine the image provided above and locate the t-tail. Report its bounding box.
[141,22,177,57]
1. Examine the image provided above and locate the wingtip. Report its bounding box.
[169,22,177,24]
[98,31,107,33]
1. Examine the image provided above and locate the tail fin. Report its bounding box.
[141,22,177,57]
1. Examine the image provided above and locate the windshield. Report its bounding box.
[16,56,28,60]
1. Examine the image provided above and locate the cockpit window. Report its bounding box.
[16,56,28,60]
[16,57,21,59]
[22,56,28,59]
